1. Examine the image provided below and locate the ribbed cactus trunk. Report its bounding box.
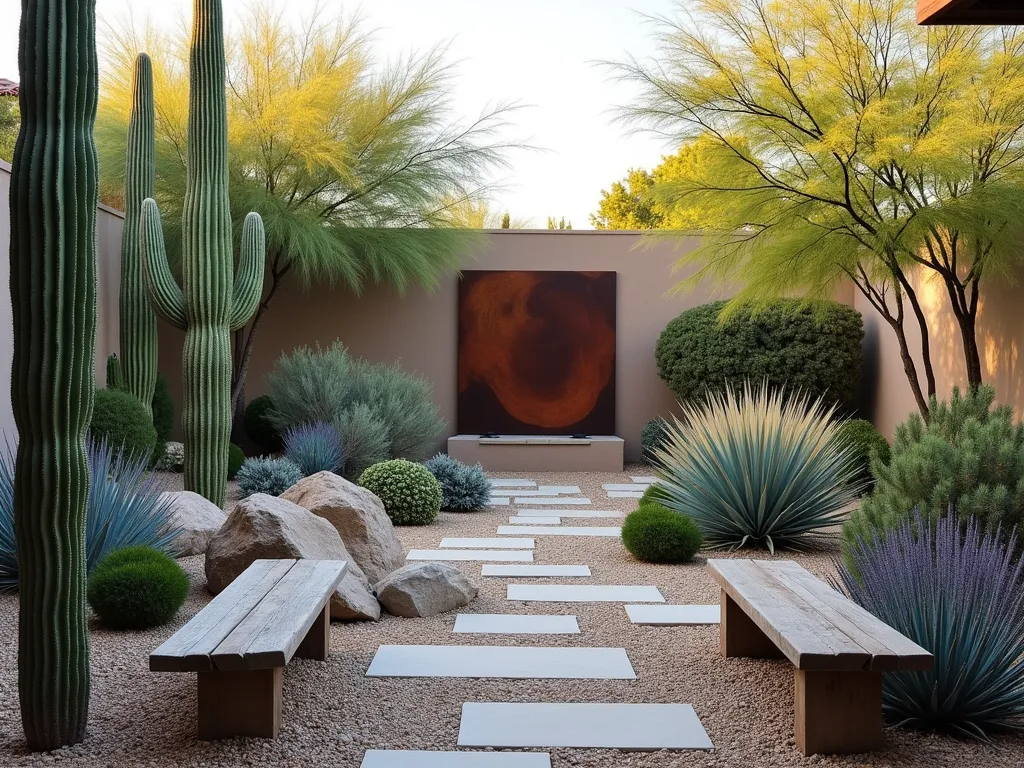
[140,0,265,507]
[119,53,157,417]
[10,0,97,750]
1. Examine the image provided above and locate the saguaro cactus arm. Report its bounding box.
[229,212,267,332]
[139,198,187,330]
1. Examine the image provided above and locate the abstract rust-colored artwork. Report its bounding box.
[458,270,616,435]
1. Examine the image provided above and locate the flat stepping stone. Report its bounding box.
[362,750,551,767]
[625,604,720,625]
[407,549,533,562]
[631,476,658,483]
[514,497,591,505]
[508,585,665,603]
[441,537,535,549]
[482,565,591,578]
[497,526,621,538]
[454,614,580,635]
[602,483,651,491]
[508,516,561,525]
[458,702,713,750]
[503,489,572,496]
[490,479,537,487]
[490,498,511,506]
[607,491,643,499]
[517,509,624,518]
[366,645,636,679]
[536,485,581,494]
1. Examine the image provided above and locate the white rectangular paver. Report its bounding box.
[602,483,651,491]
[517,509,624,518]
[631,476,658,484]
[514,497,591,506]
[366,645,636,679]
[482,565,592,578]
[607,491,643,499]
[407,549,534,562]
[625,604,721,626]
[458,703,713,750]
[536,485,581,494]
[441,537,534,549]
[508,516,561,525]
[490,479,537,488]
[508,585,665,603]
[454,614,580,635]
[361,750,551,767]
[489,498,511,506]
[502,489,570,496]
[497,526,621,538]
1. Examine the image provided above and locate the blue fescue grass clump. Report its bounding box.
[838,512,1024,739]
[423,453,491,512]
[0,438,178,590]
[236,457,303,497]
[284,421,344,476]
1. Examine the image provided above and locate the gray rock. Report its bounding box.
[375,562,478,618]
[205,493,380,621]
[280,471,403,584]
[160,490,227,557]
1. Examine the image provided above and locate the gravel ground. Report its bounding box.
[1,466,1022,767]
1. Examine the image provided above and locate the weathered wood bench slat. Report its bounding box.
[756,560,932,671]
[212,560,347,671]
[709,559,870,670]
[151,559,295,672]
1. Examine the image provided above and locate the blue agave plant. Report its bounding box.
[838,511,1024,738]
[0,438,178,590]
[423,453,491,512]
[283,421,344,476]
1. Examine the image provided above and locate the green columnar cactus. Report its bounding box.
[9,0,97,749]
[140,0,265,507]
[119,53,157,417]
[106,354,125,391]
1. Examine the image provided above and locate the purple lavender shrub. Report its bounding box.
[283,421,344,476]
[838,512,1024,738]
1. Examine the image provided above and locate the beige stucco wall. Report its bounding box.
[158,230,731,460]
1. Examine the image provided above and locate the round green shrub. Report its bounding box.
[655,299,864,413]
[87,546,189,630]
[838,419,890,494]
[639,483,666,506]
[360,459,442,526]
[90,388,158,461]
[244,395,283,454]
[621,503,703,563]
[228,443,245,480]
[150,374,175,467]
[640,417,669,464]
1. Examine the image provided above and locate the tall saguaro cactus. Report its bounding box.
[10,0,97,750]
[119,53,158,416]
[140,0,265,507]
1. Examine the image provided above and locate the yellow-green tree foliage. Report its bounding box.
[617,0,1024,417]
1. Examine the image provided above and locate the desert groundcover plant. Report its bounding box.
[838,512,1024,738]
[654,382,861,552]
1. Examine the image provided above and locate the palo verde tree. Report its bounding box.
[614,0,1024,417]
[97,4,516,424]
[10,0,97,749]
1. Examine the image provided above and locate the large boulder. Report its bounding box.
[280,471,404,584]
[161,490,227,557]
[205,493,380,621]
[375,562,478,618]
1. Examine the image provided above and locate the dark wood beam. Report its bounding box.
[918,0,1024,24]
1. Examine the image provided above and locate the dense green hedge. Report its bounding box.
[655,299,864,412]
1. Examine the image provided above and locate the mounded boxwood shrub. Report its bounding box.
[838,419,890,494]
[244,394,283,455]
[640,417,669,464]
[621,503,703,563]
[87,545,189,630]
[655,299,864,413]
[236,457,302,497]
[228,443,245,480]
[360,459,442,526]
[424,453,491,512]
[90,388,158,461]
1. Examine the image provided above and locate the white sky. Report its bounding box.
[0,0,680,228]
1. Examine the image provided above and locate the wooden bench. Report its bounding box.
[708,559,933,756]
[151,558,347,740]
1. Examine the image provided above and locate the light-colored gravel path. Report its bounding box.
[2,465,1022,767]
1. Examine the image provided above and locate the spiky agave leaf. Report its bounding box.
[837,512,1024,738]
[653,381,861,551]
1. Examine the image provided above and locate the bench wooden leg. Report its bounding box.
[721,589,785,659]
[295,604,331,661]
[795,669,883,756]
[197,668,282,740]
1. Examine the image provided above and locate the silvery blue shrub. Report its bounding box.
[423,453,491,512]
[237,457,303,498]
[284,421,343,476]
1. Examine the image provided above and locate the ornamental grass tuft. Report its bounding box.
[284,421,344,476]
